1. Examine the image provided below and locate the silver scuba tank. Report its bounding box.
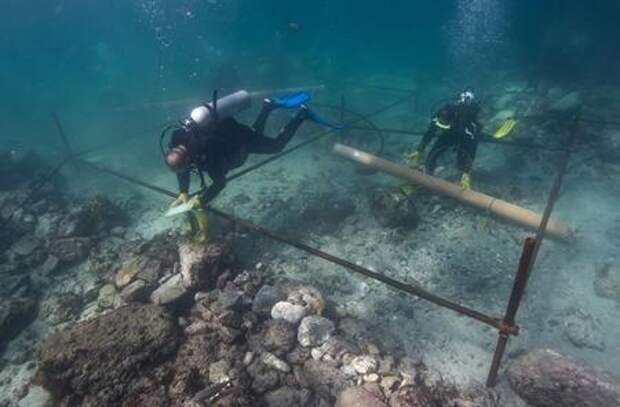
[186,90,252,128]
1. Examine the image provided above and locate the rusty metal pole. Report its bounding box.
[485,113,580,387]
[486,237,536,387]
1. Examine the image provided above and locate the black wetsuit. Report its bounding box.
[170,103,305,202]
[417,102,482,175]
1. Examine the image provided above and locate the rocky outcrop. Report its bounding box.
[36,304,180,406]
[369,188,418,229]
[507,348,620,407]
[0,294,38,352]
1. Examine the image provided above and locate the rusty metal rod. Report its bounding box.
[486,237,536,387]
[485,113,579,387]
[79,160,511,333]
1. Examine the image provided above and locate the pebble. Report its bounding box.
[363,373,379,383]
[243,352,255,366]
[351,356,378,375]
[271,301,306,324]
[297,316,335,347]
[262,352,291,373]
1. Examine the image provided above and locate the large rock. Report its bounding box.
[271,301,306,324]
[507,348,620,407]
[264,386,311,407]
[298,316,335,348]
[369,188,417,229]
[49,237,93,264]
[253,285,287,318]
[263,319,297,355]
[150,274,188,305]
[179,241,229,290]
[0,295,38,352]
[36,304,179,406]
[336,384,387,407]
[287,286,325,316]
[594,261,620,302]
[547,91,582,114]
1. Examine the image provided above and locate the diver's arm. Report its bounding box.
[177,170,191,194]
[417,123,437,152]
[201,168,227,203]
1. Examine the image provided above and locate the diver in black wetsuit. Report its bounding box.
[164,98,308,242]
[408,90,482,189]
[166,99,307,202]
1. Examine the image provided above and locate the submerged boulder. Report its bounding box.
[507,348,620,407]
[49,237,93,264]
[547,91,582,114]
[369,188,417,229]
[0,294,38,353]
[36,304,179,406]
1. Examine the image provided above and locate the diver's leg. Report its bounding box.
[248,108,307,154]
[252,99,276,135]
[425,137,454,175]
[457,139,478,173]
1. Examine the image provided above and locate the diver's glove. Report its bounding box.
[405,150,422,167]
[171,192,189,207]
[460,172,471,190]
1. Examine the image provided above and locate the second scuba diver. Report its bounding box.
[407,90,515,189]
[163,90,338,242]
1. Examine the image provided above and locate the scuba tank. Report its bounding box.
[185,90,252,129]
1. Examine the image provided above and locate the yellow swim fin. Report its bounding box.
[189,209,209,244]
[493,119,517,140]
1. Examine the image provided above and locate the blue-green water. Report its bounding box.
[2,1,620,404]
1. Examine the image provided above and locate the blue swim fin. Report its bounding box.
[271,91,311,109]
[306,108,345,130]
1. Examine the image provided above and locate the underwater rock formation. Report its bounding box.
[369,188,418,229]
[36,304,180,406]
[507,348,620,407]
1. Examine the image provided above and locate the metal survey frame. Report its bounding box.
[48,91,577,387]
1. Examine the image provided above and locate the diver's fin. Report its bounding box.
[493,119,517,139]
[305,107,344,130]
[270,91,311,109]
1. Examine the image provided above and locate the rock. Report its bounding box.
[0,295,38,352]
[380,376,401,395]
[264,319,297,355]
[49,237,93,264]
[303,359,349,396]
[179,241,229,290]
[351,356,378,375]
[548,91,582,114]
[36,255,59,275]
[369,188,417,229]
[115,258,141,288]
[298,316,335,347]
[96,284,118,310]
[11,235,41,256]
[215,289,244,311]
[507,348,620,407]
[287,286,325,316]
[150,274,188,305]
[336,384,387,407]
[247,358,280,393]
[312,336,359,363]
[389,385,436,407]
[363,373,379,383]
[594,261,620,302]
[209,359,231,383]
[262,352,291,373]
[35,304,179,405]
[563,312,605,351]
[120,279,150,303]
[17,385,51,407]
[271,301,306,324]
[110,226,126,237]
[264,386,311,407]
[492,109,515,122]
[253,285,287,318]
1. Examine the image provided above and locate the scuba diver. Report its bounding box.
[162,90,341,243]
[406,90,515,189]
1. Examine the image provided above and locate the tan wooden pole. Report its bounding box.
[333,143,574,240]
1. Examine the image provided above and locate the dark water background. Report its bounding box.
[1,0,619,155]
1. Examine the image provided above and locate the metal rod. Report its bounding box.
[486,237,536,387]
[79,159,510,333]
[485,113,579,387]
